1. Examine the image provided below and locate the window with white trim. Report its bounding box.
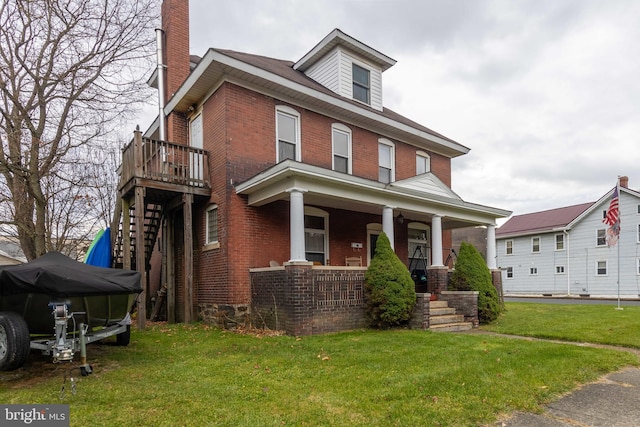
[595,260,607,276]
[596,229,606,247]
[506,267,513,279]
[505,240,513,255]
[416,151,430,175]
[637,259,640,275]
[332,124,351,174]
[408,222,430,271]
[555,234,564,251]
[276,106,300,162]
[531,236,541,253]
[304,207,329,265]
[555,265,565,274]
[352,63,370,104]
[206,205,218,245]
[637,224,640,243]
[529,267,538,275]
[378,139,395,184]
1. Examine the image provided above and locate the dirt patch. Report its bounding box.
[0,342,118,389]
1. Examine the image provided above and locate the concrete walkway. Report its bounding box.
[497,367,640,426]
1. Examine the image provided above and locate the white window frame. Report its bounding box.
[555,265,565,274]
[205,204,219,248]
[531,236,541,253]
[505,267,514,279]
[596,229,606,247]
[408,222,431,268]
[331,123,352,174]
[352,62,370,105]
[637,259,640,275]
[505,240,513,255]
[416,150,430,175]
[378,138,395,184]
[595,260,608,276]
[529,267,538,275]
[304,207,329,265]
[555,234,564,251]
[275,105,301,162]
[637,224,640,243]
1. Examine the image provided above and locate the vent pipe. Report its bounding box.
[155,28,167,141]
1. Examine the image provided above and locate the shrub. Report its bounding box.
[449,241,501,323]
[364,232,416,327]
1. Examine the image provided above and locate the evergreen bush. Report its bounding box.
[449,241,501,323]
[364,232,416,327]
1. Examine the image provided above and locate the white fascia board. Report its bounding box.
[165,49,469,156]
[236,161,511,220]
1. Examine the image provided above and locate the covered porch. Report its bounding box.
[236,160,510,335]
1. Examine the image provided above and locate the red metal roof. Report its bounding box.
[496,202,594,237]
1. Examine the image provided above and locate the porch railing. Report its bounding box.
[121,133,210,188]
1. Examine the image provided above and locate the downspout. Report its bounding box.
[565,229,570,296]
[155,28,167,141]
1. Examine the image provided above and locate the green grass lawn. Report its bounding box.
[483,302,640,348]
[1,303,638,426]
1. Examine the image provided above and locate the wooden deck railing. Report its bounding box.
[121,131,210,189]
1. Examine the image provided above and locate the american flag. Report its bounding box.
[603,187,619,227]
[603,186,620,246]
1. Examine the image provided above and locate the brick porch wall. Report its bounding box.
[250,264,368,335]
[439,291,479,327]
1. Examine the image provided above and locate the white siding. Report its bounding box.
[497,190,640,297]
[305,49,340,93]
[304,47,384,112]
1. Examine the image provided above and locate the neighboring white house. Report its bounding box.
[496,176,640,297]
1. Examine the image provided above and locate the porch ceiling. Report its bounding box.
[235,161,511,229]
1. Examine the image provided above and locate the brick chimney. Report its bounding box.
[619,176,629,188]
[160,0,190,145]
[161,0,190,102]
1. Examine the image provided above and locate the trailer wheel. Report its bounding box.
[0,312,31,371]
[116,325,131,346]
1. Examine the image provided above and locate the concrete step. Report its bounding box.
[430,307,457,316]
[429,300,449,309]
[429,314,465,325]
[430,322,473,332]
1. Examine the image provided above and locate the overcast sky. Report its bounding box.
[151,0,640,221]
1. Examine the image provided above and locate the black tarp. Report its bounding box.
[0,252,141,297]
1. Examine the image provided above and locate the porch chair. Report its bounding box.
[345,256,362,266]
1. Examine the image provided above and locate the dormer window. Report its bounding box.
[352,63,370,104]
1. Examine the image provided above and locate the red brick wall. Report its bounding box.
[191,81,457,310]
[161,0,190,101]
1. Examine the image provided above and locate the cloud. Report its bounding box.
[180,0,640,218]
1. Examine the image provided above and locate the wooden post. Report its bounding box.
[122,198,131,270]
[135,186,147,330]
[183,193,193,323]
[167,211,175,323]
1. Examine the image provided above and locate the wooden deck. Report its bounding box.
[119,134,211,200]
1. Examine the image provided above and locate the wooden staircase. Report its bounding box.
[113,202,163,271]
[429,300,473,332]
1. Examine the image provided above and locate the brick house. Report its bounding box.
[116,0,510,335]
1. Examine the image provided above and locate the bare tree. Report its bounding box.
[0,0,159,260]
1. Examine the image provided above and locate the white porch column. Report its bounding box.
[382,206,395,250]
[288,188,307,262]
[431,214,443,266]
[486,224,497,269]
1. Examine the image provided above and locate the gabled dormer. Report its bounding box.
[294,29,396,112]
